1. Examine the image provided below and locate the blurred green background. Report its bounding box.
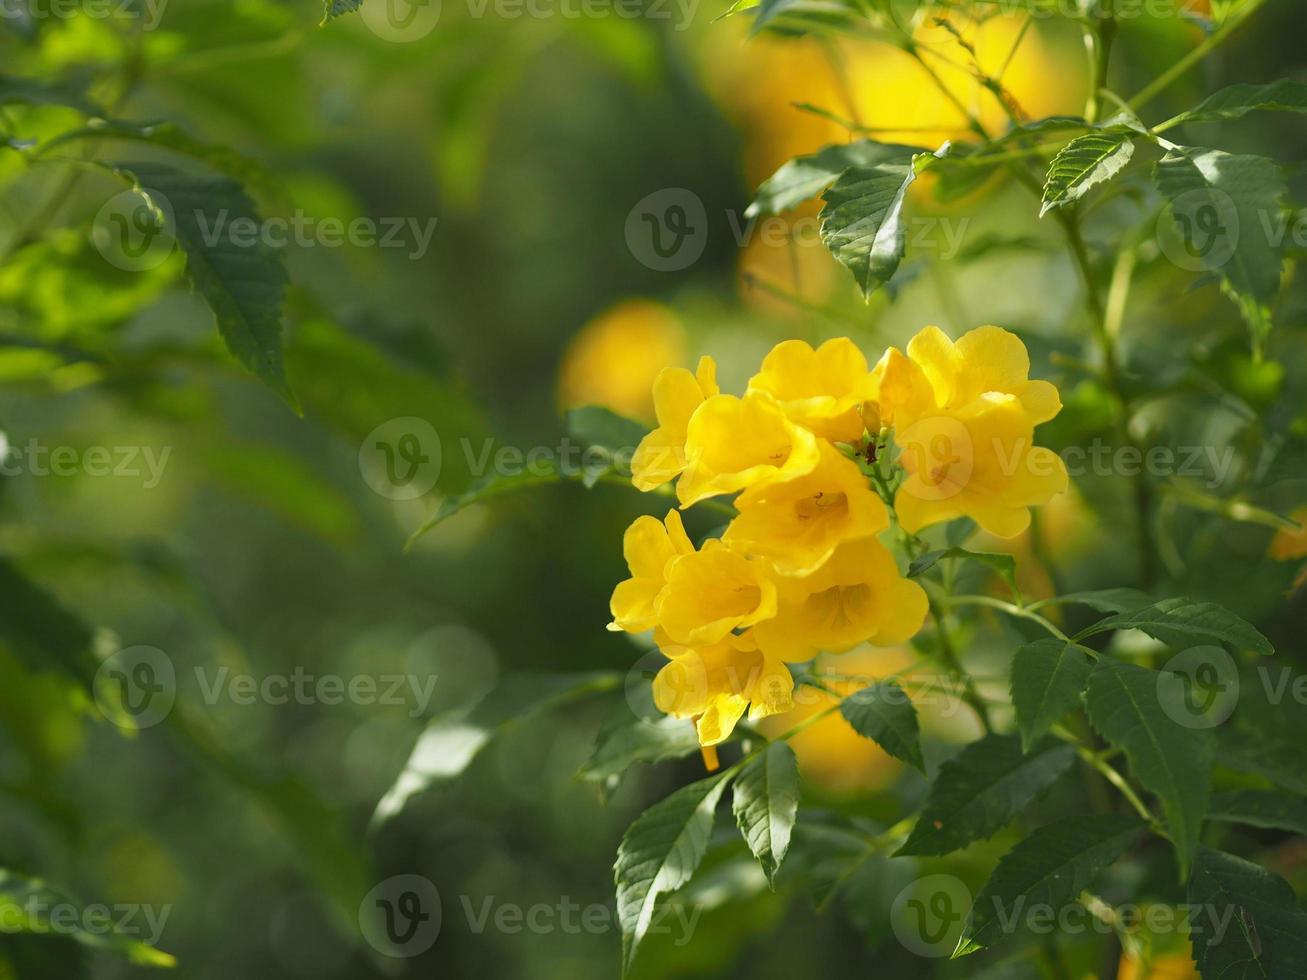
[1,0,1306,977]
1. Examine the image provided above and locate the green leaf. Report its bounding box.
[1029,589,1153,614]
[1084,658,1211,876]
[565,405,648,453]
[1207,789,1307,836]
[322,0,363,22]
[1040,129,1136,216]
[1153,147,1286,347]
[0,557,98,690]
[1010,639,1095,752]
[578,713,701,790]
[1187,847,1307,978]
[732,741,800,886]
[372,672,619,825]
[839,680,925,772]
[1169,79,1307,126]
[747,140,925,217]
[895,735,1076,857]
[0,75,101,115]
[908,547,1019,597]
[406,463,587,548]
[615,773,731,975]
[1078,596,1273,655]
[0,870,174,967]
[955,815,1145,956]
[106,161,297,410]
[819,145,946,298]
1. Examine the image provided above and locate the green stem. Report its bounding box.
[946,595,1073,643]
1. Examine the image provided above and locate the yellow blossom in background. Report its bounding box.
[656,539,778,646]
[753,537,929,662]
[1117,951,1199,980]
[723,442,888,576]
[1269,507,1307,561]
[630,355,719,492]
[557,299,686,423]
[652,630,794,747]
[747,337,874,441]
[875,325,1068,538]
[608,509,693,633]
[678,391,820,506]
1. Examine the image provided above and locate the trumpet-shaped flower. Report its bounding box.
[723,442,889,576]
[752,537,928,662]
[747,337,874,442]
[677,392,820,505]
[630,356,719,491]
[608,509,693,633]
[873,325,1067,538]
[656,539,778,645]
[652,630,793,746]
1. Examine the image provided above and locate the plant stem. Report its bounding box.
[946,594,1073,643]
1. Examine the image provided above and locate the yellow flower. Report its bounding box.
[557,299,686,422]
[746,337,874,442]
[608,509,693,633]
[678,391,821,506]
[723,442,888,576]
[630,356,719,492]
[1269,507,1307,561]
[874,325,1068,539]
[656,539,778,646]
[652,630,793,746]
[752,537,928,662]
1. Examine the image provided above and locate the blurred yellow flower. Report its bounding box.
[1116,952,1198,980]
[747,337,874,442]
[652,630,793,747]
[723,442,888,577]
[678,391,821,506]
[874,325,1067,538]
[753,537,928,662]
[630,355,719,492]
[557,299,686,423]
[656,539,778,646]
[608,509,693,633]
[1269,507,1307,562]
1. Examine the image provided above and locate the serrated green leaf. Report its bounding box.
[372,672,619,826]
[0,870,175,967]
[322,0,363,22]
[1078,596,1273,655]
[748,140,924,217]
[908,547,1019,597]
[839,680,925,772]
[1187,847,1307,978]
[616,773,730,975]
[1207,789,1307,836]
[1153,147,1286,347]
[1169,79,1307,126]
[955,814,1145,956]
[819,145,946,298]
[1029,589,1153,615]
[732,741,799,886]
[565,405,648,458]
[578,713,701,789]
[107,161,297,410]
[1040,129,1135,216]
[896,735,1076,857]
[1010,639,1095,752]
[1085,658,1211,876]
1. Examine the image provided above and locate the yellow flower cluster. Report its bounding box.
[609,327,1067,748]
